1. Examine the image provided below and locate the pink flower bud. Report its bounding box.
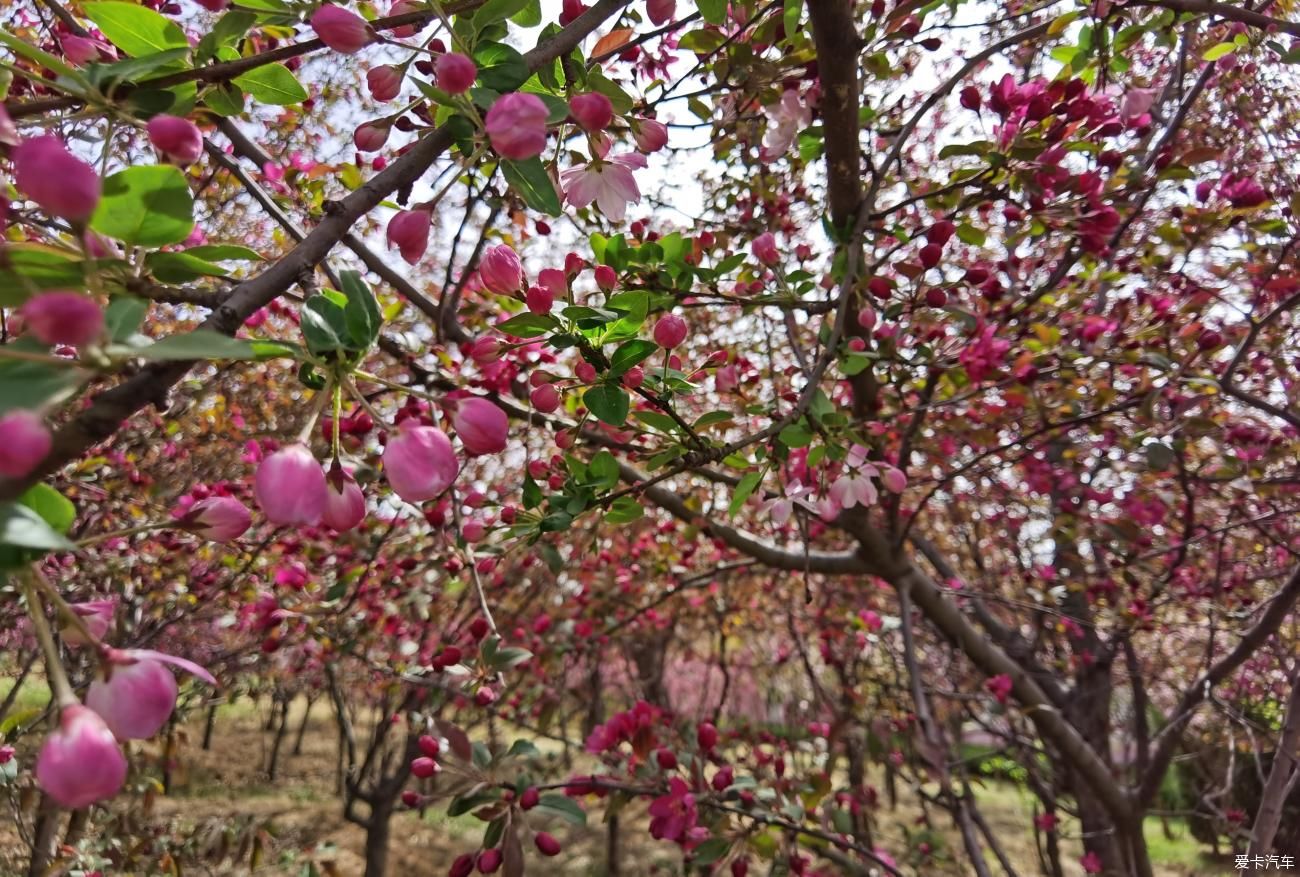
[367,64,404,101]
[959,86,981,111]
[21,291,104,348]
[622,365,644,389]
[147,115,203,165]
[477,848,503,873]
[751,232,779,266]
[881,466,907,493]
[479,244,523,294]
[646,0,675,25]
[323,471,366,530]
[575,361,597,383]
[594,264,617,291]
[697,721,718,750]
[484,92,549,160]
[0,410,51,478]
[535,832,562,857]
[311,4,372,54]
[569,92,613,132]
[61,35,108,65]
[526,284,554,314]
[84,649,215,741]
[411,756,439,778]
[62,600,114,646]
[653,313,687,348]
[255,443,328,525]
[183,495,252,542]
[632,118,668,153]
[452,397,508,456]
[461,518,486,541]
[383,421,459,502]
[449,853,475,877]
[388,0,421,35]
[387,209,431,265]
[468,337,501,364]
[531,383,560,412]
[418,734,440,757]
[13,136,101,221]
[435,52,477,94]
[354,120,391,152]
[36,704,127,808]
[856,307,877,331]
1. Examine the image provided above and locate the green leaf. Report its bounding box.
[184,244,263,262]
[496,312,560,338]
[697,0,726,24]
[782,0,801,38]
[510,0,541,26]
[607,339,657,378]
[678,29,726,53]
[204,83,245,116]
[88,47,189,86]
[0,344,83,416]
[146,251,229,283]
[129,330,262,361]
[301,295,351,355]
[522,473,543,509]
[1202,42,1236,61]
[0,245,90,306]
[502,157,562,216]
[0,503,74,552]
[232,63,308,105]
[778,421,812,448]
[955,223,986,246]
[584,384,629,426]
[692,837,731,866]
[474,41,528,92]
[473,0,531,28]
[339,270,382,349]
[104,296,148,342]
[604,496,643,524]
[588,450,619,487]
[83,1,188,56]
[91,165,194,247]
[729,470,762,516]
[535,794,586,826]
[20,484,76,535]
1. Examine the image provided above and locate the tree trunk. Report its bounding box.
[606,812,620,875]
[27,794,59,877]
[202,702,218,750]
[1250,673,1300,854]
[293,696,314,756]
[363,800,393,877]
[64,809,88,847]
[267,695,291,781]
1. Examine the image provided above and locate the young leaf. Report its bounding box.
[502,158,562,216]
[83,1,189,56]
[584,384,629,426]
[232,63,308,105]
[91,165,194,247]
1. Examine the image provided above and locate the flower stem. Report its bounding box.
[21,572,77,709]
[30,566,104,652]
[296,379,334,444]
[76,521,165,548]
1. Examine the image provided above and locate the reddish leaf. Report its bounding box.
[592,28,633,58]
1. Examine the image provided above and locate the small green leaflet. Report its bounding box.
[584,384,629,426]
[502,158,562,216]
[232,63,308,105]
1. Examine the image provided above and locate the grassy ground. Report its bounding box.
[0,677,1245,875]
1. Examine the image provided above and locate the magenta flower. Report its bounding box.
[147,115,204,165]
[179,495,252,542]
[478,244,523,294]
[13,135,100,221]
[86,648,216,740]
[254,443,328,525]
[452,397,509,456]
[485,92,549,160]
[311,4,372,53]
[36,704,127,808]
[387,209,431,265]
[435,53,477,94]
[648,777,698,843]
[383,421,459,502]
[21,291,104,348]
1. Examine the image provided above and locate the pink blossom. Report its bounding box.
[36,705,127,808]
[323,470,366,530]
[452,397,509,456]
[436,53,477,94]
[255,443,328,525]
[646,0,675,25]
[367,64,404,101]
[0,410,51,478]
[387,209,431,265]
[147,115,203,165]
[569,92,614,132]
[560,153,645,222]
[648,777,698,843]
[485,92,549,160]
[653,313,687,348]
[13,135,100,221]
[632,118,669,152]
[86,649,216,739]
[179,495,251,542]
[21,291,104,348]
[986,674,1013,705]
[760,89,811,162]
[311,4,372,54]
[383,421,459,502]
[479,244,523,294]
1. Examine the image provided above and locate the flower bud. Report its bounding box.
[411,756,439,778]
[255,443,328,525]
[525,284,554,314]
[653,313,687,348]
[85,649,216,740]
[751,232,779,266]
[461,518,486,541]
[62,600,114,646]
[569,92,613,131]
[387,209,431,265]
[477,848,503,873]
[697,721,718,750]
[36,704,127,808]
[61,34,108,65]
[632,118,668,153]
[449,854,475,877]
[520,786,540,809]
[530,383,560,412]
[311,4,372,53]
[147,115,203,165]
[367,64,404,101]
[622,366,644,389]
[13,136,101,221]
[535,832,562,856]
[418,734,440,757]
[0,410,51,478]
[354,120,391,152]
[323,470,366,530]
[594,264,617,291]
[959,86,981,111]
[646,0,675,25]
[575,361,597,383]
[479,244,523,294]
[435,52,477,94]
[485,92,549,160]
[21,291,104,348]
[452,397,508,456]
[383,421,459,502]
[183,495,252,542]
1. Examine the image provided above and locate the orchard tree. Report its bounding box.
[3,0,1300,873]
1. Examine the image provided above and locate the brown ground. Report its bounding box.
[0,695,1243,876]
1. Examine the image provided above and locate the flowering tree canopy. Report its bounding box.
[3,0,1300,873]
